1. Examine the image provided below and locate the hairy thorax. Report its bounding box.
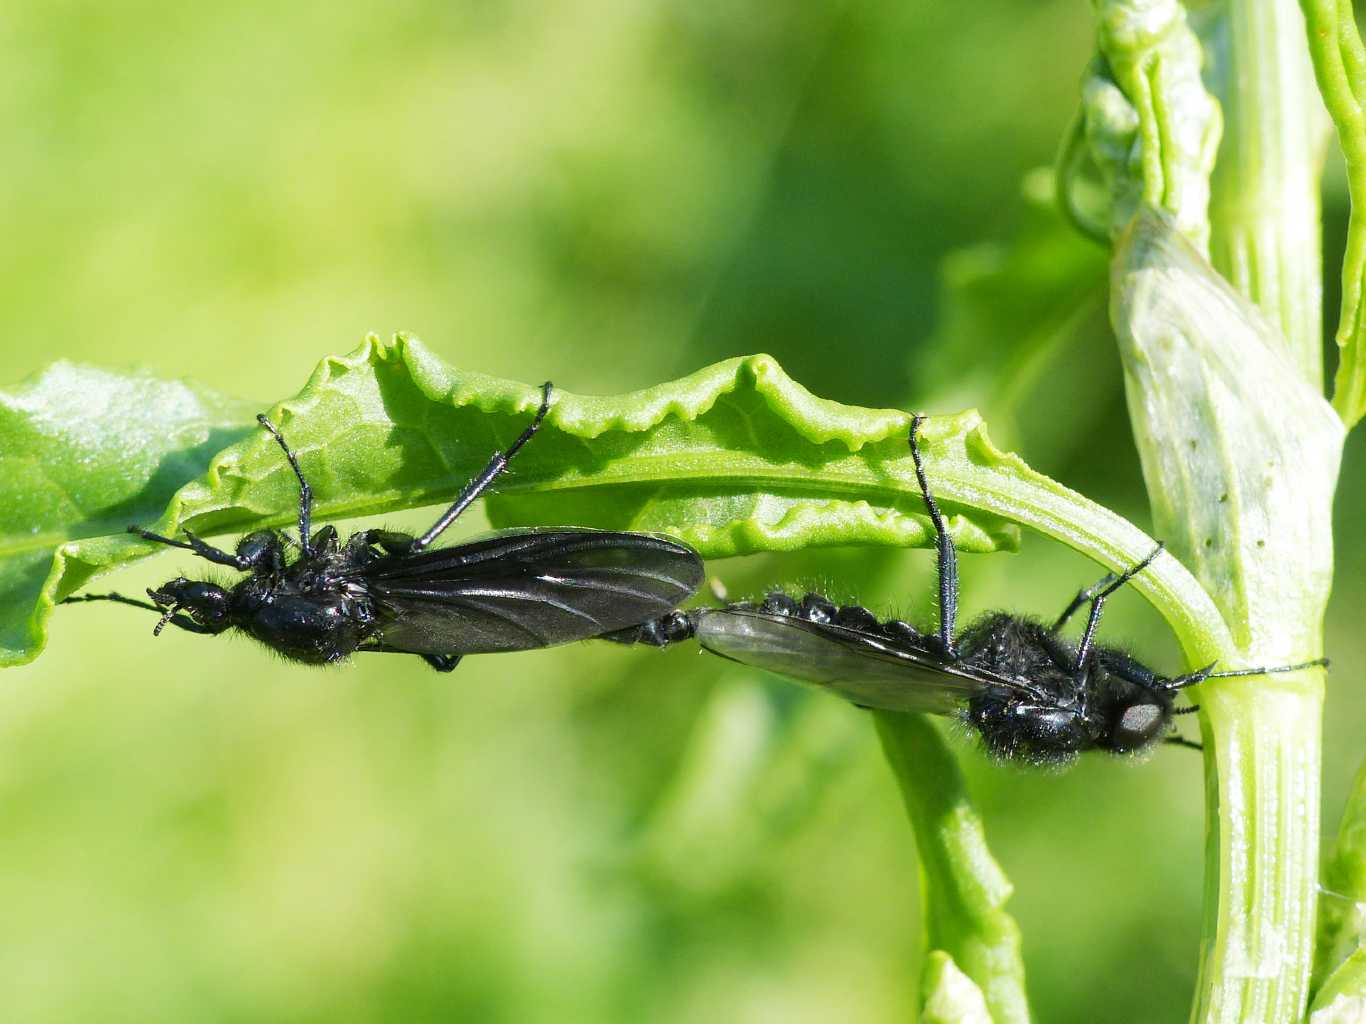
[229,557,377,664]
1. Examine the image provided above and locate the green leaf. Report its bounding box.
[0,362,256,666]
[1205,0,1327,382]
[631,676,866,896]
[1065,0,1221,251]
[919,951,995,1024]
[1310,949,1366,1023]
[1299,0,1366,426]
[914,170,1109,428]
[1315,758,1366,993]
[12,334,1232,671]
[1112,208,1343,656]
[877,713,1030,1024]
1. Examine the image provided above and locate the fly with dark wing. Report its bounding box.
[65,384,704,672]
[624,417,1326,766]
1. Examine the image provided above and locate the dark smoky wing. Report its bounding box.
[695,608,1036,716]
[354,528,704,656]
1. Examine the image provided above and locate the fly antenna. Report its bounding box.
[153,603,179,637]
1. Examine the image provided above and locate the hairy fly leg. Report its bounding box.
[256,412,315,556]
[362,642,464,671]
[1165,736,1204,752]
[1069,543,1165,675]
[909,415,957,657]
[1052,572,1121,632]
[348,529,419,557]
[1161,656,1331,691]
[127,410,318,567]
[126,525,244,569]
[409,381,553,554]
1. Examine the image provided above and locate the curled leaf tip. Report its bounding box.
[1063,0,1221,251]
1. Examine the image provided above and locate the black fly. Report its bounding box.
[624,417,1326,766]
[66,383,705,672]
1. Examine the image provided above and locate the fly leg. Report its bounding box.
[1163,656,1330,691]
[1164,736,1203,752]
[1070,543,1165,674]
[1052,572,1121,632]
[423,654,462,672]
[361,643,464,672]
[1144,656,1328,752]
[909,415,957,658]
[61,592,219,635]
[256,413,315,557]
[126,526,245,569]
[409,382,553,553]
[347,529,419,557]
[1100,647,1206,720]
[130,412,318,566]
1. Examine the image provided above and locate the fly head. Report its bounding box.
[147,577,232,636]
[1087,665,1175,755]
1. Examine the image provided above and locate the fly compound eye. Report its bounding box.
[1113,702,1165,751]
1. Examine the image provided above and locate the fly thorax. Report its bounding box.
[961,613,1059,681]
[232,578,373,665]
[228,575,275,614]
[966,686,1089,767]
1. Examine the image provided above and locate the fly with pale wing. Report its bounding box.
[66,384,704,673]
[621,417,1326,766]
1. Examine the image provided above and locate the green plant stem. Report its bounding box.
[1195,3,1331,1020]
[1207,0,1326,385]
[1298,0,1366,427]
[875,713,1029,1024]
[1194,677,1324,1024]
[1110,211,1342,1024]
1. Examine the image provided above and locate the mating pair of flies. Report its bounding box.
[67,385,1325,767]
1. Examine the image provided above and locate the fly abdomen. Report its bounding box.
[760,590,882,632]
[799,593,837,623]
[833,604,879,632]
[601,609,698,648]
[758,592,799,616]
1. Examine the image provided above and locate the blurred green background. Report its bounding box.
[2,2,1363,1021]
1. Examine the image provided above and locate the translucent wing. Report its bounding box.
[357,528,703,655]
[695,608,1044,715]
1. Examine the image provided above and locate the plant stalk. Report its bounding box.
[875,713,1029,1024]
[1206,0,1327,386]
[1192,677,1325,1024]
[1189,3,1334,1020]
[1111,209,1342,1024]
